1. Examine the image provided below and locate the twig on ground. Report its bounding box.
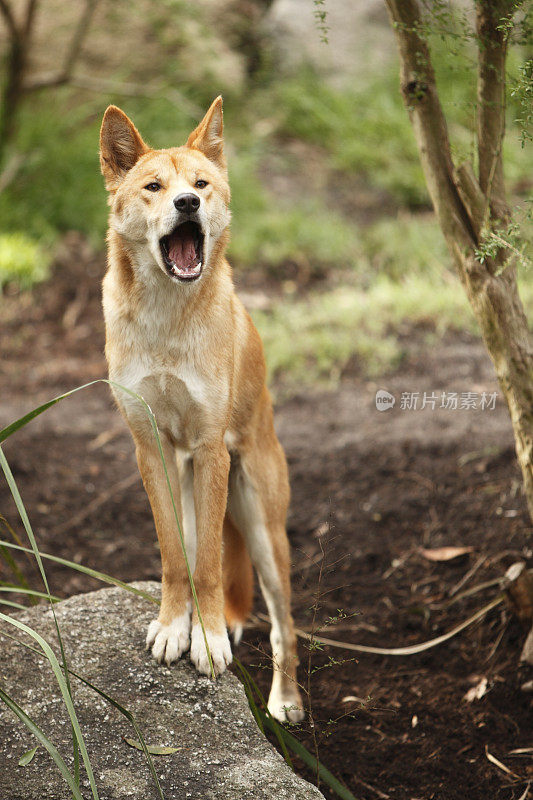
[449,555,487,598]
[485,745,522,781]
[448,577,502,606]
[517,783,531,800]
[62,285,89,330]
[259,596,503,656]
[484,614,509,663]
[351,775,392,800]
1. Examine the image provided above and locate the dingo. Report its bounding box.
[99,98,303,721]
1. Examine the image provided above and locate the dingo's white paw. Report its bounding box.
[267,687,305,723]
[146,608,191,666]
[190,624,232,677]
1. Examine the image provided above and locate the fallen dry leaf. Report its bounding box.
[123,738,180,755]
[420,546,474,562]
[18,746,38,766]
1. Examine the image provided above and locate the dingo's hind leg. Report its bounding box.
[228,440,304,723]
[223,513,254,644]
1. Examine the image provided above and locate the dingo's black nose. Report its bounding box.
[174,193,200,213]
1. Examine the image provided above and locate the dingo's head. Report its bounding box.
[100,97,230,284]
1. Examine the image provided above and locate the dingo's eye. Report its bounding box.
[195,179,208,189]
[144,182,161,192]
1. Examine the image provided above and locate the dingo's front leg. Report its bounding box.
[189,440,232,677]
[135,434,191,666]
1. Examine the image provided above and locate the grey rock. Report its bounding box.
[0,582,324,800]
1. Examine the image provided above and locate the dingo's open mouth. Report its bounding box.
[160,221,204,281]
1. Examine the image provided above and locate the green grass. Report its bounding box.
[0,232,52,289]
[359,214,450,281]
[228,152,360,271]
[253,269,533,393]
[272,67,428,208]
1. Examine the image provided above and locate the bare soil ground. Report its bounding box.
[1,245,532,800]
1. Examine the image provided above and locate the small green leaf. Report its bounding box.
[18,746,38,766]
[124,738,180,755]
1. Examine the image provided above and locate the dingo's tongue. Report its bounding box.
[168,223,198,268]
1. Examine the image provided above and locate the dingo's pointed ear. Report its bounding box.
[100,106,149,190]
[187,96,225,170]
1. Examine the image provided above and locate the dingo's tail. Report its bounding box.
[223,513,253,644]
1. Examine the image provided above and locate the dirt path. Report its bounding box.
[1,256,531,800]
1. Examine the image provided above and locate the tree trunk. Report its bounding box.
[0,0,37,167]
[385,0,533,523]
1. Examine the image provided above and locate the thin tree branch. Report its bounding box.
[0,0,18,38]
[62,0,98,78]
[22,0,99,92]
[0,0,13,21]
[22,0,37,39]
[456,161,486,236]
[69,75,203,118]
[0,0,33,162]
[476,1,516,217]
[384,0,477,255]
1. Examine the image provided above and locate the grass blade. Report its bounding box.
[232,660,266,737]
[0,598,28,610]
[0,381,103,443]
[68,668,165,798]
[0,687,85,800]
[0,613,99,799]
[260,711,358,800]
[0,513,34,593]
[0,586,61,601]
[0,540,159,605]
[0,543,32,596]
[0,445,83,785]
[233,658,291,766]
[2,628,166,800]
[233,660,354,799]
